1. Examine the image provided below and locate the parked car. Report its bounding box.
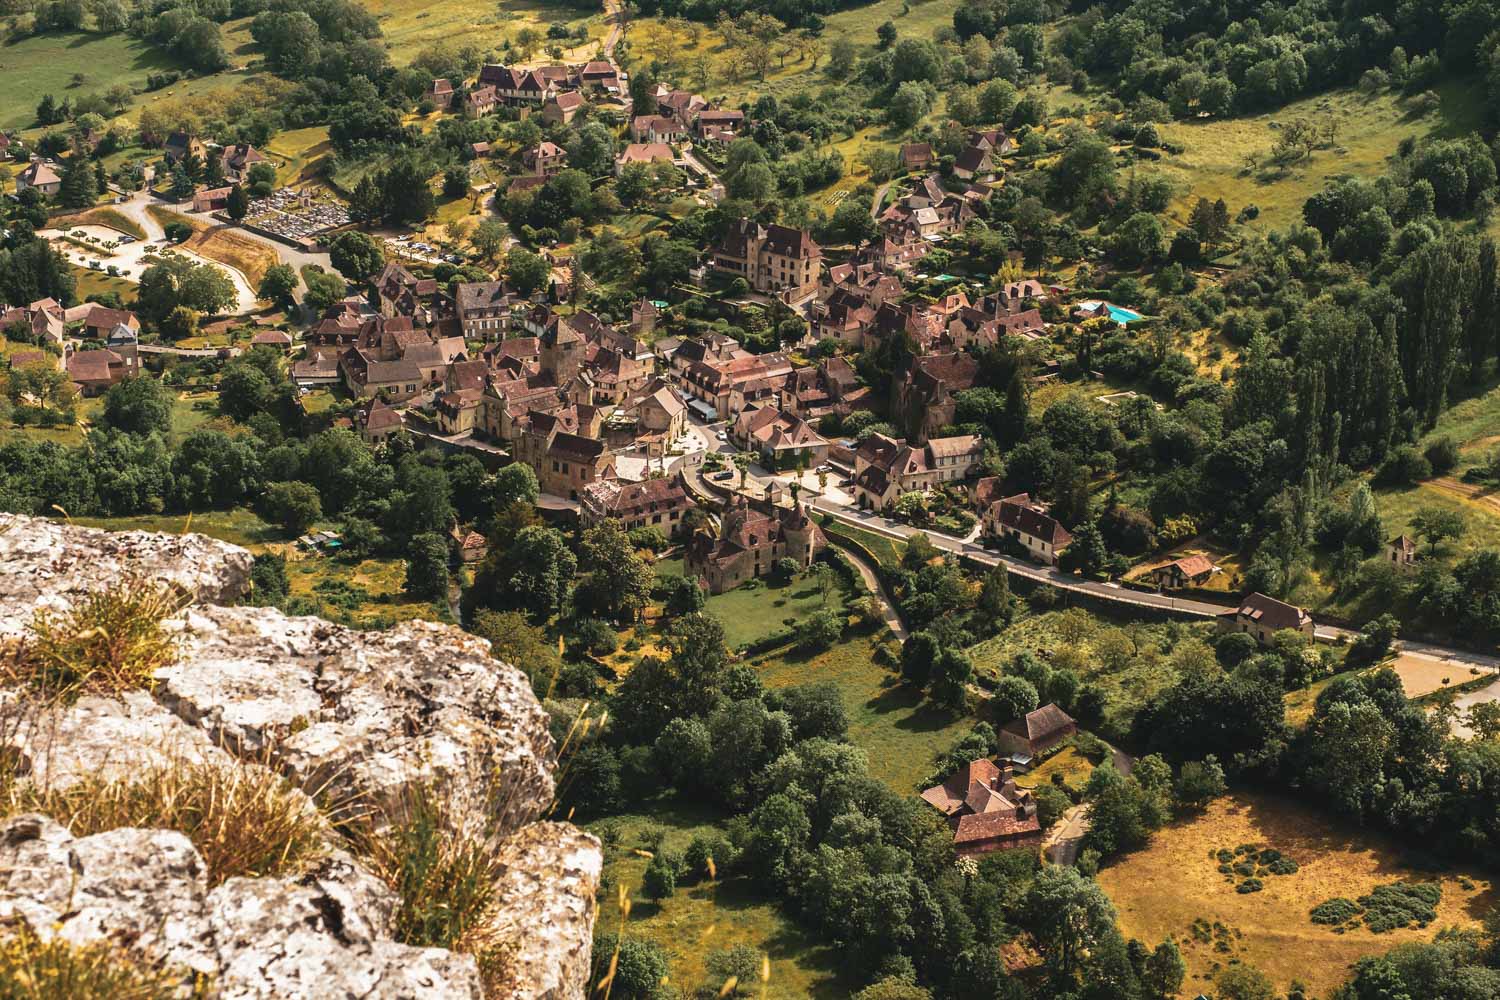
[716,430,727,441]
[709,470,734,482]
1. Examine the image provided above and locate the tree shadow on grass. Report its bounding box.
[865,683,962,733]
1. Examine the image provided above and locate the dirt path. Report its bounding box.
[830,539,906,641]
[1427,475,1500,516]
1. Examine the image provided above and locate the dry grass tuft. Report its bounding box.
[351,786,516,995]
[0,923,209,999]
[0,753,328,889]
[5,582,185,700]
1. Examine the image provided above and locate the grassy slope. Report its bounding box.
[0,31,179,133]
[586,805,854,998]
[753,633,972,793]
[704,574,838,650]
[1156,80,1485,236]
[1097,791,1496,998]
[364,0,603,64]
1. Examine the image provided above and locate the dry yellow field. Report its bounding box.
[1097,792,1495,998]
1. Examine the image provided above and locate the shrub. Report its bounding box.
[641,854,677,900]
[8,581,184,700]
[1357,881,1441,932]
[1423,436,1460,475]
[1310,897,1363,925]
[1237,878,1263,893]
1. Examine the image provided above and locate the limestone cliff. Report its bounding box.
[0,513,599,998]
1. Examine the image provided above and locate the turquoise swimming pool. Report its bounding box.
[1107,304,1144,323]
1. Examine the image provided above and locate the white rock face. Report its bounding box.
[0,516,601,999]
[0,513,253,638]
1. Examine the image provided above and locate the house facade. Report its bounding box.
[711,219,822,296]
[1217,592,1315,644]
[982,493,1073,565]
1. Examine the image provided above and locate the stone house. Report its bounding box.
[711,218,822,296]
[1217,592,1314,644]
[998,704,1077,757]
[579,477,695,535]
[982,493,1072,565]
[921,758,1042,857]
[684,496,825,595]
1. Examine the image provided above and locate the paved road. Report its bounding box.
[804,496,1500,678]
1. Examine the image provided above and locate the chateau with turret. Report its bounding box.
[684,495,826,594]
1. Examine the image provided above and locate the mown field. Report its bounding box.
[1097,791,1496,999]
[0,30,179,132]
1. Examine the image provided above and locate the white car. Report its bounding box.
[716,430,727,441]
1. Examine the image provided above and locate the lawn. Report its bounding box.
[1096,791,1496,999]
[148,207,280,290]
[284,551,440,628]
[823,519,904,569]
[67,507,284,552]
[1012,744,1094,796]
[702,573,841,651]
[69,263,138,304]
[1155,82,1483,236]
[1420,378,1500,467]
[753,633,974,793]
[586,804,854,999]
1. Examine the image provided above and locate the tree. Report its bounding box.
[901,632,939,689]
[889,81,934,129]
[328,231,385,282]
[992,675,1039,722]
[876,20,896,49]
[1410,508,1466,555]
[590,934,670,1000]
[507,247,550,297]
[1112,212,1164,266]
[929,648,973,712]
[58,152,99,209]
[101,377,172,435]
[576,521,652,622]
[217,362,273,422]
[491,462,539,511]
[470,609,564,697]
[263,480,322,536]
[257,263,298,310]
[1215,964,1276,1000]
[641,853,677,901]
[301,267,347,313]
[1022,866,1119,979]
[1142,938,1187,999]
[226,184,249,222]
[471,218,507,260]
[471,525,575,620]
[403,532,451,601]
[1172,756,1226,812]
[441,164,468,199]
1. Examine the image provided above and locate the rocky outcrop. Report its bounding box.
[0,515,600,999]
[0,814,484,998]
[0,513,253,637]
